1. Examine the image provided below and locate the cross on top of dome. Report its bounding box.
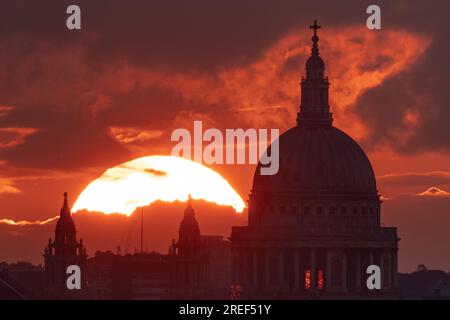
[310,20,321,36]
[309,20,321,57]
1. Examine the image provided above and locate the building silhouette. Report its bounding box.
[43,192,87,297]
[167,196,230,298]
[109,197,230,299]
[230,21,399,298]
[111,252,169,299]
[166,195,210,298]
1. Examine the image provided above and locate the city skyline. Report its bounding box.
[1,1,450,278]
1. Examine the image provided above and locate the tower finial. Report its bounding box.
[309,20,321,57]
[310,20,321,36]
[60,191,70,217]
[187,194,192,208]
[63,192,69,208]
[296,20,332,127]
[184,194,195,217]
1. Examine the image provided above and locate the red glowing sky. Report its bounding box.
[0,1,450,272]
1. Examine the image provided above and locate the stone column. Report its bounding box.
[231,250,237,283]
[326,250,331,290]
[279,249,285,288]
[384,250,392,289]
[393,249,398,289]
[355,249,361,292]
[242,249,248,287]
[310,248,316,290]
[236,249,241,284]
[202,262,206,284]
[265,248,270,289]
[240,249,245,286]
[191,262,196,285]
[294,249,300,291]
[186,263,191,286]
[342,251,347,292]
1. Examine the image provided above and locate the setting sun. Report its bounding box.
[72,155,246,215]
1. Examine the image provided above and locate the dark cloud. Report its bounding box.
[354,1,450,153]
[0,0,371,72]
[103,85,185,127]
[0,105,130,169]
[0,0,448,173]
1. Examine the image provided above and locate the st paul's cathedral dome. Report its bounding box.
[249,20,380,230]
[230,21,398,298]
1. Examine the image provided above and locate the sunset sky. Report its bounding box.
[0,0,450,272]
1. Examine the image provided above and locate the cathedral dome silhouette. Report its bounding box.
[230,20,398,299]
[253,125,377,194]
[253,20,376,197]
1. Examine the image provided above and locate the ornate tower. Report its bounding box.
[44,192,87,295]
[167,196,209,298]
[176,195,202,257]
[230,21,399,299]
[297,20,333,127]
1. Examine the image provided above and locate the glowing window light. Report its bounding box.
[317,269,324,290]
[305,269,311,290]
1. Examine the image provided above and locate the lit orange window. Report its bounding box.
[305,269,311,290]
[317,269,324,290]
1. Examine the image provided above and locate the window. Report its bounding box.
[291,206,297,214]
[341,207,347,215]
[362,207,367,215]
[305,269,311,290]
[329,207,336,215]
[351,207,358,215]
[317,269,324,290]
[280,206,286,214]
[316,206,323,215]
[304,206,310,215]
